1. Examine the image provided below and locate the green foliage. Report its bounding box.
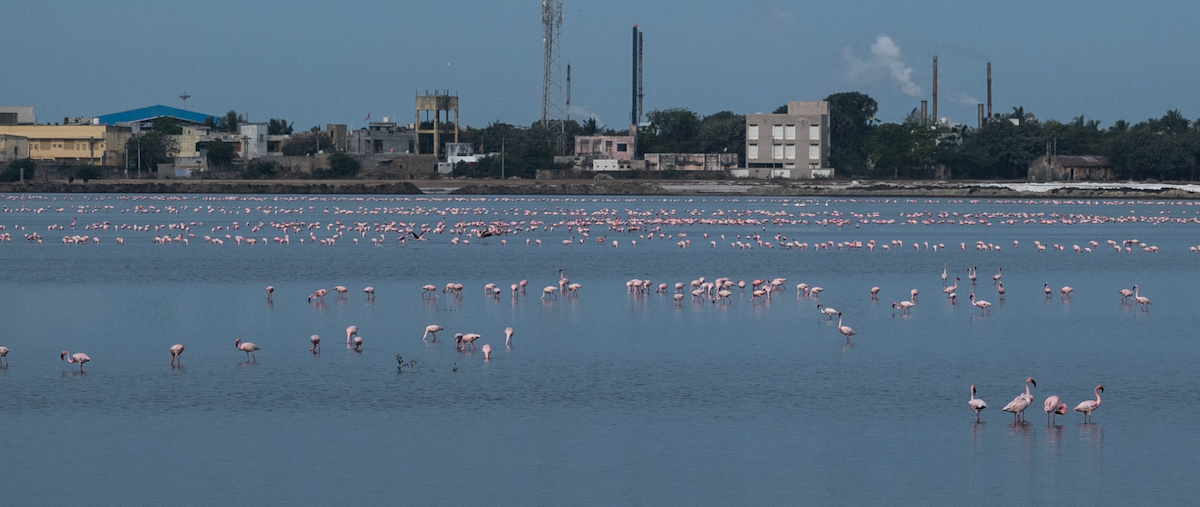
[125,131,179,173]
[325,152,360,178]
[151,117,182,135]
[72,165,102,182]
[203,116,217,130]
[242,159,278,179]
[281,132,334,156]
[636,109,745,161]
[205,139,235,168]
[268,118,294,135]
[219,110,245,133]
[0,158,36,182]
[826,92,879,177]
[772,105,789,114]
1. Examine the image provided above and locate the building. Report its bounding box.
[414,92,458,158]
[0,125,130,166]
[0,107,36,125]
[0,134,31,163]
[744,101,831,179]
[574,134,636,161]
[95,105,217,133]
[238,123,268,161]
[347,121,417,156]
[644,153,738,172]
[1027,155,1112,181]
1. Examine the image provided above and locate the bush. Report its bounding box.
[72,165,102,183]
[242,160,278,179]
[325,152,360,178]
[0,158,36,182]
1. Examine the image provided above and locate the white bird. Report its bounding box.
[346,325,359,347]
[310,334,321,353]
[816,303,837,319]
[235,339,260,362]
[0,346,9,367]
[363,286,375,300]
[968,385,987,421]
[836,312,856,343]
[1074,385,1104,423]
[1002,377,1036,423]
[504,327,514,347]
[423,325,444,341]
[969,293,991,315]
[170,344,186,366]
[1044,395,1067,425]
[892,300,915,314]
[61,350,91,372]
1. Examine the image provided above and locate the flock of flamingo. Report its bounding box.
[969,378,1105,425]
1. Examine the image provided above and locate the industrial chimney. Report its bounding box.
[986,61,992,119]
[932,56,938,124]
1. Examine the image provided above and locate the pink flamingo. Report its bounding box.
[1002,377,1036,423]
[1118,286,1134,302]
[363,287,375,300]
[334,286,349,298]
[170,344,185,366]
[1060,286,1074,299]
[351,334,363,352]
[421,285,438,298]
[1133,285,1151,311]
[235,339,260,362]
[346,326,359,348]
[969,293,991,315]
[997,281,1005,298]
[1043,395,1067,425]
[968,266,977,284]
[504,327,514,347]
[870,286,880,299]
[910,288,919,301]
[816,303,837,319]
[541,286,558,300]
[266,285,274,301]
[992,266,1002,284]
[943,277,959,296]
[1074,385,1104,423]
[482,344,492,360]
[1044,283,1052,297]
[892,301,915,314]
[456,333,481,351]
[0,346,8,367]
[968,385,987,422]
[62,350,90,372]
[423,325,444,341]
[310,334,321,353]
[836,312,856,343]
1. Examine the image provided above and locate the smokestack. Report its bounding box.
[631,25,639,126]
[921,100,927,124]
[978,104,984,129]
[637,31,644,125]
[566,64,571,121]
[986,61,992,119]
[932,56,938,124]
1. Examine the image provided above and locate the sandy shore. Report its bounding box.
[3,178,1200,199]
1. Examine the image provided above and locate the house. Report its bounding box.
[1027,155,1112,181]
[347,121,417,155]
[744,101,832,179]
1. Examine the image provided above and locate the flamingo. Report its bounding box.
[808,287,824,297]
[421,285,438,298]
[941,263,948,285]
[334,286,349,298]
[456,333,481,351]
[997,281,1005,298]
[0,346,8,367]
[235,339,260,362]
[992,266,1002,284]
[969,293,991,315]
[816,303,837,320]
[61,350,90,372]
[363,287,375,300]
[1044,395,1067,425]
[943,277,959,296]
[1118,286,1134,302]
[1002,377,1036,423]
[1060,286,1074,299]
[968,385,987,422]
[967,266,977,284]
[1133,285,1151,310]
[346,325,359,347]
[836,312,856,343]
[351,334,363,352]
[504,327,514,347]
[541,286,558,300]
[1074,385,1104,423]
[266,285,274,301]
[910,288,919,301]
[482,344,492,360]
[310,334,321,353]
[170,344,185,366]
[870,286,880,299]
[1044,283,1052,297]
[423,325,444,342]
[892,301,915,315]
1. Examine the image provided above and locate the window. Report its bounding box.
[605,140,613,152]
[748,144,758,159]
[810,163,820,169]
[785,125,796,140]
[809,124,820,140]
[748,124,759,141]
[785,144,796,160]
[809,144,820,160]
[616,143,627,152]
[773,144,783,160]
[772,125,783,140]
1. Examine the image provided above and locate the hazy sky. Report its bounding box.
[6,1,1198,130]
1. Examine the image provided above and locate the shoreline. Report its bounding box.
[3,178,1200,199]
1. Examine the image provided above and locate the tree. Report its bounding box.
[825,92,879,176]
[326,152,360,178]
[206,139,235,168]
[640,108,702,154]
[203,116,218,130]
[151,117,182,135]
[696,111,746,161]
[219,110,245,133]
[0,158,35,182]
[772,105,789,114]
[242,159,277,179]
[125,131,179,173]
[268,118,294,135]
[582,117,599,135]
[281,132,334,156]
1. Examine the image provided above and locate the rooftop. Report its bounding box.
[96,105,216,126]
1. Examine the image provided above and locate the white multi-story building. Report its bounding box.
[743,101,831,179]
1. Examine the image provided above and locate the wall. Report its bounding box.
[0,135,31,163]
[0,125,130,166]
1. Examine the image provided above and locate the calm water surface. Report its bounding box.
[1,194,1197,506]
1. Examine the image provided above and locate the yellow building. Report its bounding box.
[0,125,131,166]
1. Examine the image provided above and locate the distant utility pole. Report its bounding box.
[540,0,565,154]
[180,93,191,110]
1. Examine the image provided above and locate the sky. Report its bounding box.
[5,1,1199,131]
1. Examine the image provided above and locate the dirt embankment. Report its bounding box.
[0,180,424,195]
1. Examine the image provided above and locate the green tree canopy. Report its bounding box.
[206,139,235,168]
[151,117,182,135]
[825,92,879,176]
[281,132,335,156]
[268,118,294,135]
[219,110,245,133]
[125,131,179,173]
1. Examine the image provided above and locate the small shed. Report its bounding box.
[1027,155,1112,181]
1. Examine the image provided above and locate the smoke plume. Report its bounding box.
[844,35,923,97]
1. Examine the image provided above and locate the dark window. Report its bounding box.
[616,143,627,152]
[373,140,383,153]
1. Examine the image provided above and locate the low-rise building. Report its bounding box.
[0,107,36,125]
[645,153,738,172]
[0,125,130,166]
[1027,155,1112,181]
[574,134,636,161]
[0,134,31,163]
[745,101,830,178]
[347,121,417,155]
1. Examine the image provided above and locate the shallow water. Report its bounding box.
[1,194,1196,505]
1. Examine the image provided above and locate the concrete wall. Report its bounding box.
[0,125,130,166]
[0,135,31,163]
[358,154,438,179]
[574,135,635,160]
[644,153,737,171]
